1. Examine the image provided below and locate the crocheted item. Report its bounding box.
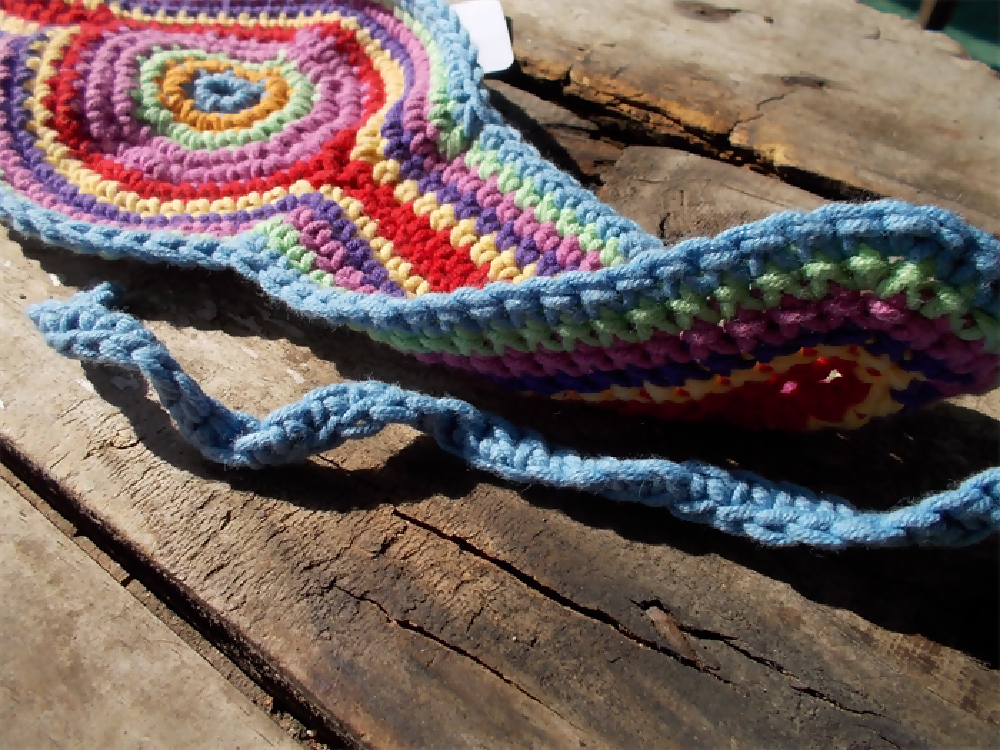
[2,0,998,430]
[2,0,999,546]
[27,284,1000,549]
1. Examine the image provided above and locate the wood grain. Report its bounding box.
[486,80,623,183]
[2,146,998,748]
[495,0,1000,233]
[599,146,824,240]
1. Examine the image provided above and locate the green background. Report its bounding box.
[861,0,999,70]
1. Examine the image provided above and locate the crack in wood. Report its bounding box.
[390,510,748,687]
[390,507,906,719]
[674,1,742,22]
[638,602,889,720]
[391,509,893,723]
[657,212,671,240]
[324,578,587,735]
[0,438,358,750]
[358,505,896,724]
[497,66,882,203]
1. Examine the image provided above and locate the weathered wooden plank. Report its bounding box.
[2,145,998,748]
[598,146,824,240]
[0,239,593,750]
[498,0,1000,233]
[0,476,302,750]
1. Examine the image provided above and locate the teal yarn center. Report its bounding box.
[192,70,266,114]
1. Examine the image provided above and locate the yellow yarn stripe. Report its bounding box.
[21,22,401,219]
[548,345,921,430]
[392,173,537,284]
[0,12,41,35]
[317,185,431,296]
[349,20,406,171]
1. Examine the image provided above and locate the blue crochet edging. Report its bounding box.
[3,188,998,343]
[26,283,1000,549]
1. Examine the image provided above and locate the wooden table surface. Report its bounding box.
[2,1,998,748]
[498,0,1000,232]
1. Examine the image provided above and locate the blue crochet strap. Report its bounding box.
[27,284,1000,550]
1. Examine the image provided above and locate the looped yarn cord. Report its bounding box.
[28,283,1000,550]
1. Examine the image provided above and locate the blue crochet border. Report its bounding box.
[0,0,996,344]
[3,189,998,338]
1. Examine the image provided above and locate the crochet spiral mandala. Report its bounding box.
[1,0,999,433]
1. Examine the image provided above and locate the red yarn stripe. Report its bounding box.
[341,178,490,292]
[38,19,381,201]
[613,357,873,431]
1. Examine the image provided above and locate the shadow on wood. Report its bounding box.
[19,234,999,671]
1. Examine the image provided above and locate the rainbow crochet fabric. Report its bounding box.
[1,0,999,432]
[5,0,1000,548]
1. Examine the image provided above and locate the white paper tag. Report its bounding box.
[452,0,514,74]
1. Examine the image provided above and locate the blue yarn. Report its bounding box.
[3,191,998,348]
[27,284,1000,550]
[192,70,266,114]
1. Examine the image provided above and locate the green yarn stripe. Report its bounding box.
[327,229,990,352]
[132,50,314,151]
[464,142,627,267]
